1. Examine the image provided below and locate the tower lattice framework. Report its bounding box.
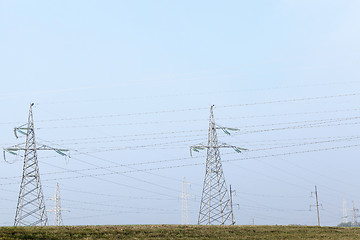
[3,103,69,226]
[192,105,246,225]
[14,103,47,226]
[181,177,191,225]
[48,183,64,226]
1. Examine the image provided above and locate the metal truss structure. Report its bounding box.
[3,103,68,226]
[191,105,246,225]
[47,183,64,226]
[181,177,191,224]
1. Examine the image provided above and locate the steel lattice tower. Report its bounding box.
[48,183,64,226]
[342,199,348,224]
[181,177,191,225]
[14,103,47,226]
[352,201,359,226]
[3,103,69,226]
[191,105,246,225]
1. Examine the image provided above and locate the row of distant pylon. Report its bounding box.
[3,103,245,226]
[342,199,359,226]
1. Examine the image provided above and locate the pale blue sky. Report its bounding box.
[0,1,359,226]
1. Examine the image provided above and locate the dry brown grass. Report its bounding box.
[1,225,360,239]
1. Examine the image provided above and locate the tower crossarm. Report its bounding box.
[190,143,247,156]
[3,144,69,161]
[215,125,240,136]
[13,123,29,138]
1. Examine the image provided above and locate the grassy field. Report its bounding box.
[1,225,360,240]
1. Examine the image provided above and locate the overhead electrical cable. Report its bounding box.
[238,121,360,135]
[217,92,360,108]
[37,129,207,145]
[35,115,360,130]
[2,136,358,182]
[40,160,178,199]
[47,185,181,201]
[219,108,360,120]
[33,144,360,183]
[36,138,199,196]
[0,92,356,126]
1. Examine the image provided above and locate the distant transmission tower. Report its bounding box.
[3,103,69,226]
[190,105,247,225]
[47,183,65,226]
[342,199,348,224]
[181,177,191,225]
[351,201,359,226]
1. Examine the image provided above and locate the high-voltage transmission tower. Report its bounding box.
[190,105,247,225]
[47,183,65,226]
[351,201,359,227]
[342,199,348,224]
[3,103,69,226]
[181,177,191,225]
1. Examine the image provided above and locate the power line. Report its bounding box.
[1,92,357,126]
[1,142,358,225]
[36,107,209,123]
[217,92,360,108]
[37,129,206,145]
[4,128,180,198]
[39,142,195,195]
[12,107,360,128]
[1,138,359,183]
[50,185,180,201]
[37,119,208,130]
[30,80,358,106]
[241,135,360,145]
[46,133,207,146]
[235,116,360,130]
[238,121,360,135]
[38,143,360,182]
[235,191,306,199]
[63,134,360,162]
[41,160,179,199]
[33,137,202,195]
[61,198,181,213]
[34,115,360,130]
[219,108,360,120]
[33,123,360,155]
